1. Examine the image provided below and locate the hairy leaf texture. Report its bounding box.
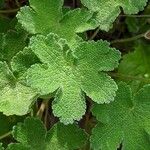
[0,62,38,116]
[81,0,148,31]
[91,82,150,150]
[11,47,40,78]
[26,33,120,124]
[17,0,97,47]
[118,42,150,92]
[7,117,87,150]
[0,30,27,62]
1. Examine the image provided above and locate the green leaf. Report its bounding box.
[26,33,120,124]
[91,82,150,150]
[126,17,140,33]
[0,113,24,147]
[0,17,17,33]
[118,42,150,92]
[17,0,97,47]
[81,0,148,31]
[0,143,4,150]
[11,47,40,78]
[0,30,27,62]
[7,117,87,150]
[0,113,23,137]
[0,0,5,9]
[126,6,150,34]
[0,61,38,116]
[46,122,87,150]
[0,17,10,33]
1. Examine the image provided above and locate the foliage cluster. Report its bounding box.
[0,0,150,149]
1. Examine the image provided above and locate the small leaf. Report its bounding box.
[0,113,23,136]
[0,17,16,33]
[7,117,87,150]
[118,42,150,92]
[0,30,27,62]
[81,0,148,31]
[11,47,40,78]
[0,61,38,116]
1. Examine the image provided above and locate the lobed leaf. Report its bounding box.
[81,0,148,31]
[11,47,40,78]
[7,117,87,150]
[91,82,150,150]
[17,0,97,47]
[26,33,121,124]
[0,61,38,116]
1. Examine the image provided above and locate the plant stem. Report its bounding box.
[73,0,77,8]
[44,106,49,127]
[37,100,48,119]
[0,131,12,140]
[89,27,100,40]
[110,72,150,83]
[15,0,20,7]
[120,14,150,18]
[0,8,19,13]
[111,33,144,44]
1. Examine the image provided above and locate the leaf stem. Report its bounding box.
[120,14,150,18]
[44,105,49,127]
[0,131,12,140]
[73,0,77,8]
[37,100,48,119]
[110,72,150,83]
[15,0,21,8]
[0,8,19,13]
[89,27,100,40]
[111,33,145,44]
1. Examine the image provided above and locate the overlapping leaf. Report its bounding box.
[0,113,24,137]
[17,0,97,47]
[0,17,16,33]
[0,61,38,116]
[81,0,148,31]
[0,144,4,150]
[0,30,27,62]
[7,117,87,150]
[26,33,120,124]
[91,82,150,150]
[11,47,40,78]
[0,28,39,116]
[118,42,150,92]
